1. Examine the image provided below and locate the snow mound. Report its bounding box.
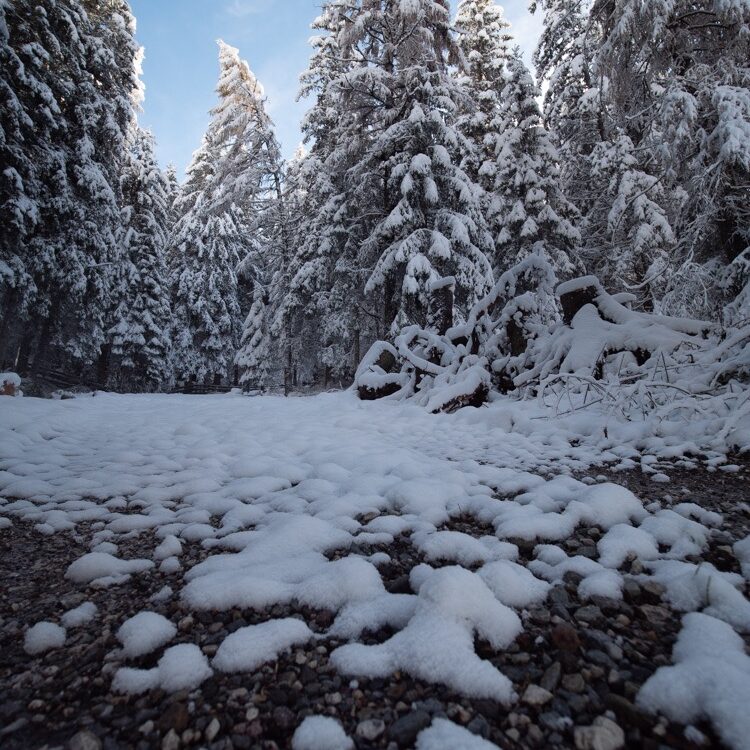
[414,530,517,566]
[494,480,645,542]
[61,602,98,628]
[291,716,354,750]
[154,534,182,560]
[112,643,213,694]
[416,718,500,749]
[66,552,154,585]
[734,535,750,580]
[117,611,177,658]
[213,618,313,673]
[637,612,750,750]
[331,566,520,702]
[597,524,659,568]
[647,560,750,632]
[477,560,551,608]
[24,621,66,655]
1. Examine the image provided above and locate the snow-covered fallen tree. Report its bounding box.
[354,256,749,418]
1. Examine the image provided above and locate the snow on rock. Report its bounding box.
[0,517,11,529]
[494,479,645,542]
[639,511,710,559]
[416,718,501,749]
[597,524,659,568]
[112,643,213,694]
[477,560,551,608]
[116,611,177,658]
[213,618,313,673]
[578,569,624,601]
[61,602,98,628]
[637,613,750,750]
[159,556,181,574]
[329,593,418,640]
[66,552,154,585]
[529,543,626,600]
[154,534,182,560]
[414,530,517,566]
[331,566,520,702]
[291,716,354,750]
[646,560,750,632]
[734,535,750,580]
[24,621,66,655]
[1,372,22,396]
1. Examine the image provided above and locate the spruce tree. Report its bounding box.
[0,0,141,371]
[235,285,270,391]
[109,128,172,390]
[486,50,581,277]
[164,164,182,226]
[454,0,512,182]
[342,0,494,332]
[171,41,284,385]
[277,1,367,384]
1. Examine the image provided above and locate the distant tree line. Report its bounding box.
[1,0,748,392]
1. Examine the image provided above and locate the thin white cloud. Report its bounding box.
[225,0,274,18]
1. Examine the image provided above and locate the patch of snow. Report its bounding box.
[478,560,551,608]
[154,534,182,560]
[647,560,750,632]
[331,566,520,702]
[117,611,177,658]
[213,618,313,673]
[66,552,154,585]
[733,535,750,580]
[61,602,98,628]
[416,718,500,749]
[112,643,212,694]
[637,613,750,750]
[291,716,354,750]
[597,524,660,568]
[24,621,66,655]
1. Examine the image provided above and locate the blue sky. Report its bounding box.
[130,0,542,177]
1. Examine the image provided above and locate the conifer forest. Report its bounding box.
[1,3,750,750]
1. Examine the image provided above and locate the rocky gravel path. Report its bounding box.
[1,460,748,750]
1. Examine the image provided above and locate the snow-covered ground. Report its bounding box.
[1,391,749,748]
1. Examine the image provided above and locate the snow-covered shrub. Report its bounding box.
[355,256,748,419]
[354,254,560,411]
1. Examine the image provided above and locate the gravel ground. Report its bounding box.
[1,459,748,750]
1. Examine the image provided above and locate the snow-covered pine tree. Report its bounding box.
[235,285,270,391]
[453,0,512,182]
[169,137,244,385]
[211,41,288,389]
[276,0,369,385]
[485,49,581,278]
[586,132,675,306]
[108,127,172,391]
[588,0,749,317]
[338,0,494,333]
[530,0,602,216]
[171,41,283,385]
[163,163,182,227]
[0,0,141,371]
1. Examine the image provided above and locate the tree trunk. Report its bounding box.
[353,329,361,376]
[31,298,61,373]
[96,343,111,389]
[284,320,292,397]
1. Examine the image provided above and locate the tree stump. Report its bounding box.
[557,277,602,324]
